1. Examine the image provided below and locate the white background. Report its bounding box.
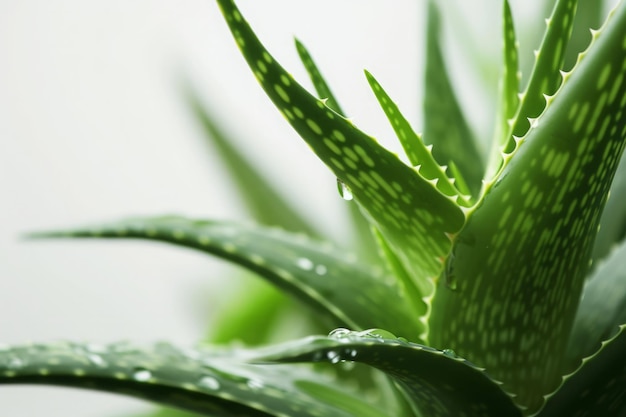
[0,0,592,415]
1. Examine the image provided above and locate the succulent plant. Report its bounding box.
[2,0,626,416]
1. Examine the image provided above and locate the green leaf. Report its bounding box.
[215,0,466,334]
[294,38,344,115]
[365,70,470,207]
[0,341,383,417]
[30,216,418,339]
[486,0,520,180]
[565,240,626,372]
[563,0,606,71]
[430,3,626,413]
[423,1,483,196]
[591,153,626,263]
[255,330,522,417]
[538,325,626,417]
[504,0,578,152]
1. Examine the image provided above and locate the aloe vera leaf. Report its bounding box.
[430,3,626,413]
[255,331,523,417]
[503,0,578,153]
[423,1,483,196]
[216,0,466,322]
[30,216,418,339]
[0,341,385,417]
[537,325,626,417]
[563,0,606,71]
[591,153,626,263]
[293,39,380,260]
[365,71,470,207]
[294,38,344,115]
[565,240,626,372]
[486,0,520,180]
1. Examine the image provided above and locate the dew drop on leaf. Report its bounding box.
[328,328,352,339]
[132,368,152,381]
[295,257,314,271]
[326,350,341,364]
[198,375,220,390]
[336,178,353,201]
[442,349,458,358]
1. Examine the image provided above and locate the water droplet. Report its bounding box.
[7,357,24,370]
[199,375,220,390]
[86,353,106,367]
[315,264,328,275]
[337,178,353,201]
[133,368,152,381]
[356,329,397,340]
[348,349,358,358]
[443,349,458,358]
[246,379,264,390]
[326,350,341,364]
[328,328,351,339]
[295,257,314,271]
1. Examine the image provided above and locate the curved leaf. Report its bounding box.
[423,1,483,196]
[215,0,466,329]
[538,325,626,417]
[30,216,418,340]
[0,341,384,417]
[255,330,522,417]
[565,240,626,372]
[430,3,626,413]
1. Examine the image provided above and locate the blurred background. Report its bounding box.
[0,0,606,415]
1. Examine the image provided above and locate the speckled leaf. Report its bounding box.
[565,240,626,372]
[31,216,418,339]
[423,1,483,196]
[430,3,626,414]
[504,0,578,153]
[293,38,381,261]
[365,70,470,207]
[0,341,385,417]
[294,38,344,115]
[538,325,626,417]
[487,0,520,180]
[255,330,522,417]
[592,153,626,263]
[216,0,465,325]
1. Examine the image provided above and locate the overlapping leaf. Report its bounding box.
[565,240,626,372]
[430,2,626,413]
[538,325,626,417]
[423,1,483,196]
[0,341,386,417]
[215,0,466,324]
[255,330,522,417]
[30,216,418,339]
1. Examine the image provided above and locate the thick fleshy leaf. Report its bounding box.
[430,3,626,413]
[563,0,606,71]
[255,330,522,417]
[365,70,470,207]
[504,0,578,152]
[538,325,626,417]
[216,0,466,330]
[565,240,626,372]
[423,1,483,196]
[293,38,381,261]
[0,341,385,417]
[486,0,520,180]
[30,216,418,339]
[591,152,626,263]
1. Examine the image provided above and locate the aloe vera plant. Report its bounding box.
[3,0,626,415]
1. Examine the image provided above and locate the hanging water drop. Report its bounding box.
[336,178,353,201]
[132,368,152,381]
[199,375,220,390]
[326,350,341,364]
